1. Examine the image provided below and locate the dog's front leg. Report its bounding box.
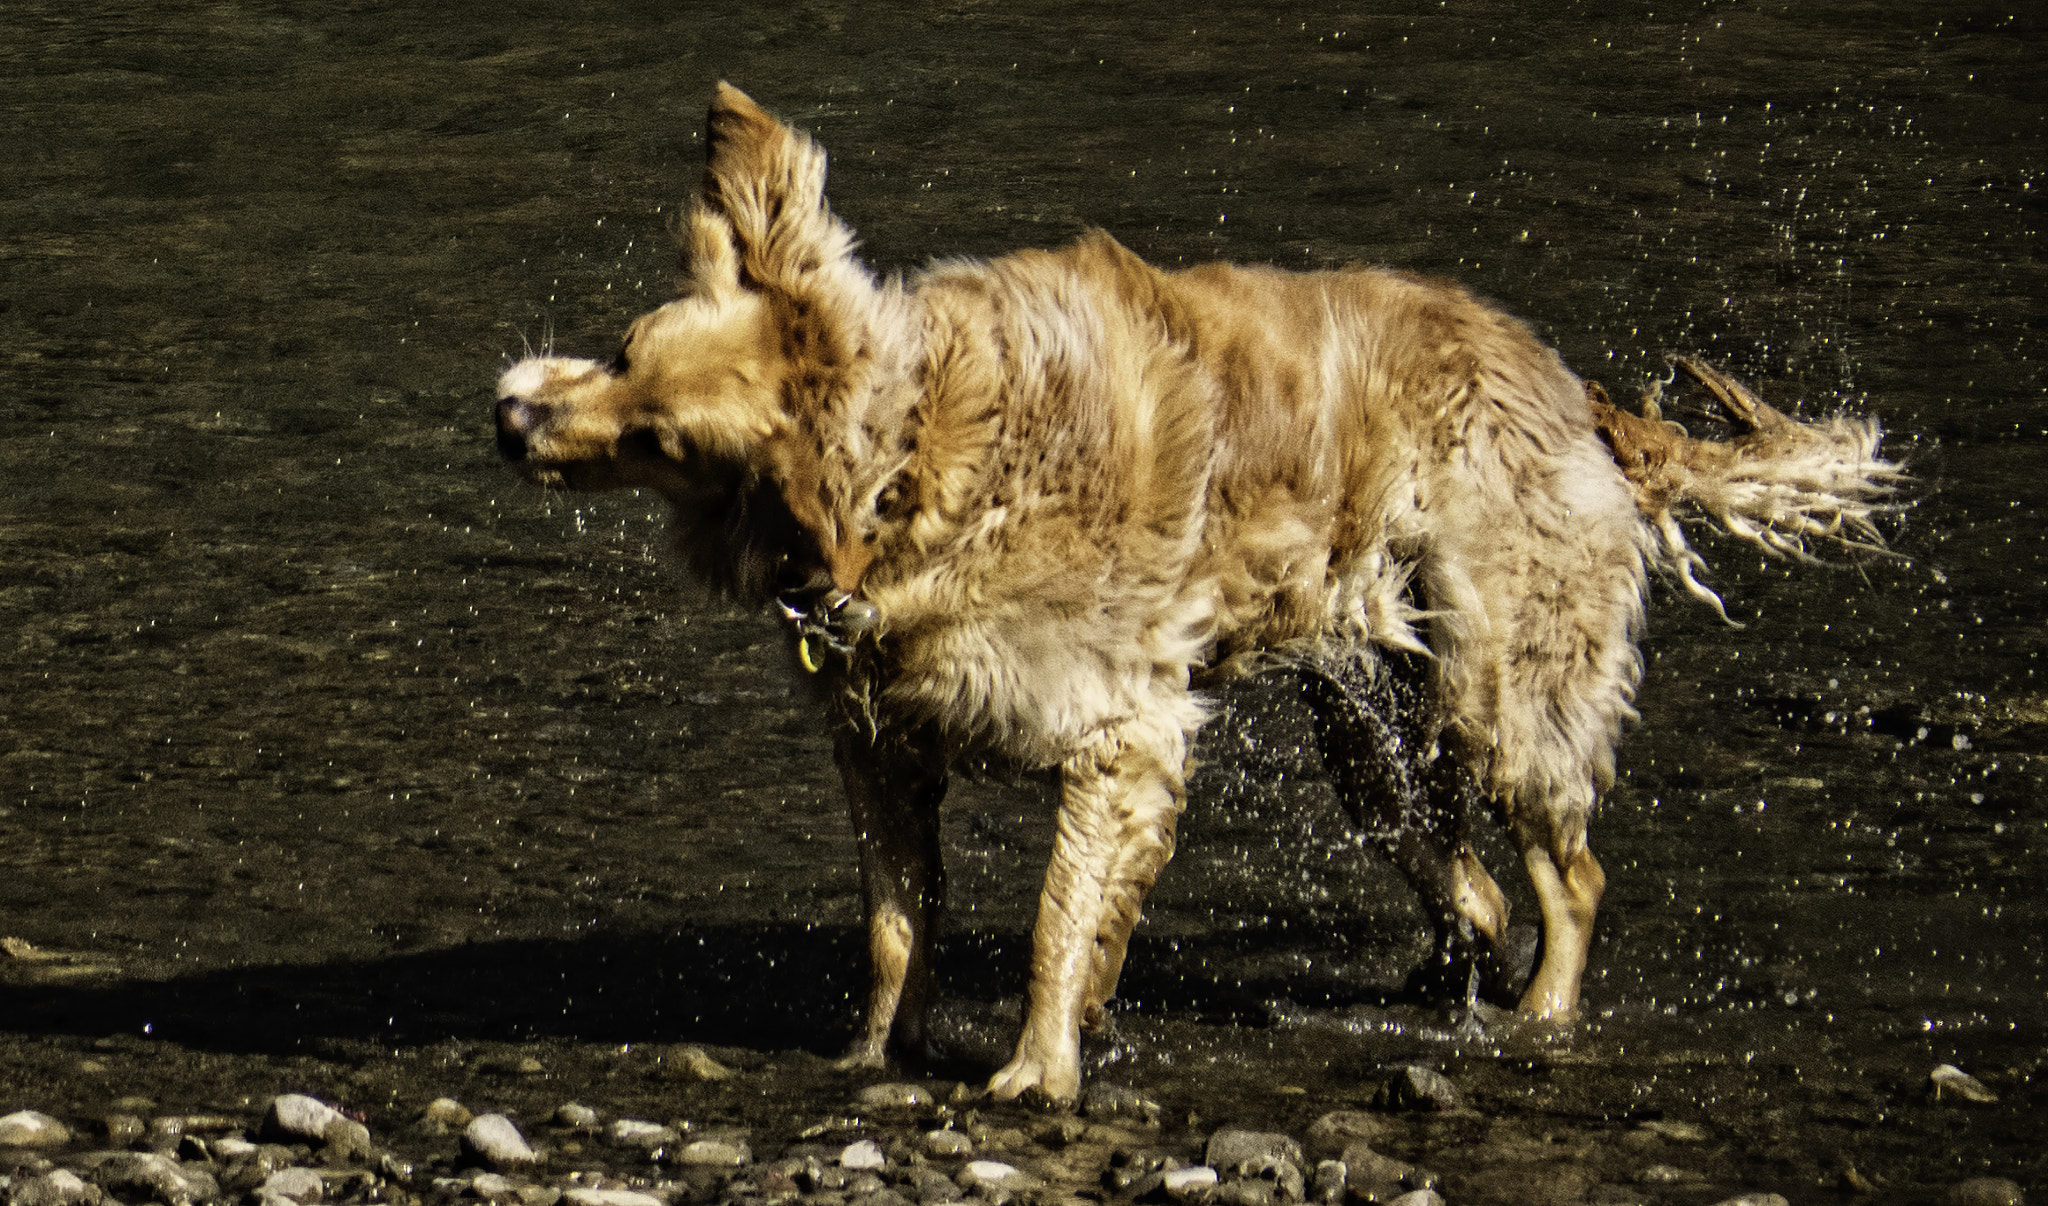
[833,725,949,1071]
[987,721,1186,1102]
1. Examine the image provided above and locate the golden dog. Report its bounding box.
[495,84,1898,1101]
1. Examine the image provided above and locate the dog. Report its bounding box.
[494,83,1899,1101]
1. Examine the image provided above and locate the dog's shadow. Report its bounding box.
[5,921,1412,1065]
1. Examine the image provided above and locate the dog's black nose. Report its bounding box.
[495,396,534,462]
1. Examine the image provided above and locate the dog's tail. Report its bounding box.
[1591,356,1906,622]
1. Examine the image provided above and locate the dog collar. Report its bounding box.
[777,589,882,673]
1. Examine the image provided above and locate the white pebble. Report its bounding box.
[266,1095,342,1142]
[0,1111,70,1148]
[608,1119,671,1148]
[840,1139,887,1170]
[463,1114,538,1169]
[562,1190,664,1206]
[961,1161,1043,1191]
[1163,1166,1219,1199]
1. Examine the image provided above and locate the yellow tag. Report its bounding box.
[798,630,825,674]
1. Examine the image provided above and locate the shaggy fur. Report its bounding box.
[495,84,1900,1101]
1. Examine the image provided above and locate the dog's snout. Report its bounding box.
[495,395,541,462]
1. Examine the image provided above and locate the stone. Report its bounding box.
[1163,1166,1220,1199]
[147,1116,232,1149]
[1945,1178,2026,1206]
[265,1095,343,1143]
[841,1140,887,1170]
[0,1110,71,1149]
[1337,1143,1432,1202]
[1376,1066,1463,1113]
[675,1138,750,1167]
[561,1190,665,1206]
[553,1104,599,1130]
[102,1116,147,1147]
[1636,1164,1701,1184]
[260,1167,326,1205]
[1705,1195,1791,1206]
[1303,1111,1387,1161]
[9,1170,98,1206]
[462,1115,539,1170]
[421,1098,474,1129]
[665,1045,735,1081]
[959,1161,1043,1192]
[923,1129,972,1158]
[1213,1182,1274,1206]
[1385,1193,1443,1206]
[320,1118,372,1165]
[855,1083,936,1111]
[905,1166,965,1203]
[608,1119,673,1149]
[1081,1083,1163,1125]
[377,1152,414,1186]
[219,1144,299,1193]
[1206,1130,1305,1200]
[469,1173,527,1204]
[259,1095,370,1162]
[421,1097,473,1130]
[1206,1129,1305,1174]
[93,1153,202,1206]
[1928,1064,2000,1104]
[1105,1148,1176,1195]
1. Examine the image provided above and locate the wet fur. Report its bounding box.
[495,85,1900,1101]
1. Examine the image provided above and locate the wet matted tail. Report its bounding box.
[1591,356,1906,619]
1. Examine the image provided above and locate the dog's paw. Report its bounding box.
[834,1039,891,1073]
[985,1055,1079,1105]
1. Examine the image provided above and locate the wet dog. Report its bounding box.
[495,84,1899,1100]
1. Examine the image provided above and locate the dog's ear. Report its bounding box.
[681,205,742,295]
[700,82,856,291]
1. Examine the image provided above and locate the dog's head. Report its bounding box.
[496,83,898,598]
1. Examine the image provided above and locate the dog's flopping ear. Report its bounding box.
[681,205,743,296]
[700,82,858,292]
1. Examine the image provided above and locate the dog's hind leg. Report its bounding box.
[988,712,1188,1102]
[1299,652,1515,1004]
[1423,417,1650,1022]
[1515,826,1606,1020]
[834,724,950,1070]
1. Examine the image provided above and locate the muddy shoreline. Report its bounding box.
[0,1010,2035,1206]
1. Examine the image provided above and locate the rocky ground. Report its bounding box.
[0,1034,2029,1206]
